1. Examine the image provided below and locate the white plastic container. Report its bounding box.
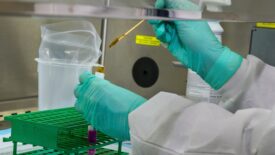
[37,59,91,110]
[186,22,223,104]
[37,21,101,110]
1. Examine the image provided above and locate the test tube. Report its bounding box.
[88,126,97,155]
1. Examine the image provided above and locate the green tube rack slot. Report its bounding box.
[3,107,127,155]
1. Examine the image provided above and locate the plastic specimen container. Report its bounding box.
[3,107,124,155]
[37,21,102,110]
[37,60,91,110]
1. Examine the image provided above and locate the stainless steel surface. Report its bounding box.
[104,19,187,98]
[0,98,37,112]
[221,22,254,57]
[221,0,275,22]
[0,0,275,22]
[0,17,40,102]
[113,0,275,22]
[0,1,202,21]
[110,0,155,8]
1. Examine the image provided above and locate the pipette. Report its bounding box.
[109,19,145,48]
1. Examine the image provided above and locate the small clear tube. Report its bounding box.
[88,125,97,155]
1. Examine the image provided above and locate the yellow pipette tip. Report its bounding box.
[108,20,145,48]
[109,38,120,48]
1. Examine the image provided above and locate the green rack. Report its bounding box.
[18,148,128,155]
[3,107,127,155]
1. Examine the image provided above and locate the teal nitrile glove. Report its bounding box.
[149,0,243,90]
[74,72,147,141]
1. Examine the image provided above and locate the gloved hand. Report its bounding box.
[74,72,147,141]
[149,0,243,90]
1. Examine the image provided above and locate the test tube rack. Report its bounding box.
[3,107,127,155]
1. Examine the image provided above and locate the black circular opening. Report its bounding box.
[143,70,148,75]
[132,57,159,88]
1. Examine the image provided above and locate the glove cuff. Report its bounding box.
[204,47,243,90]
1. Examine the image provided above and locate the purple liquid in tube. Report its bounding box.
[88,149,96,155]
[88,130,97,143]
[88,126,97,155]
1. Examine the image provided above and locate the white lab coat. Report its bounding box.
[129,55,275,155]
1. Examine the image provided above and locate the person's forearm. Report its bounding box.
[129,92,275,154]
[218,55,275,112]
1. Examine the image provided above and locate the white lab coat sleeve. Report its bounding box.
[129,92,275,155]
[218,55,275,111]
